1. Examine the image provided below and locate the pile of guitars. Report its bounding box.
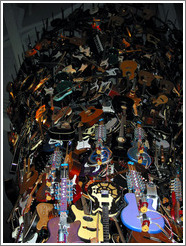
[6,3,183,244]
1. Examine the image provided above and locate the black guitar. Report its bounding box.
[111,104,132,159]
[88,181,121,243]
[48,113,76,141]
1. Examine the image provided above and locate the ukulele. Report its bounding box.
[88,181,121,243]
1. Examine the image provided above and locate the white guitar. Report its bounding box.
[102,105,115,113]
[76,122,91,150]
[76,138,91,150]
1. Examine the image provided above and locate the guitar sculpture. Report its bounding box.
[71,198,104,242]
[121,193,165,234]
[87,181,121,243]
[89,119,112,166]
[127,121,151,168]
[47,162,77,243]
[121,161,165,234]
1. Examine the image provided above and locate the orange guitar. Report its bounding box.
[36,203,54,231]
[19,157,38,195]
[120,60,138,80]
[79,106,103,127]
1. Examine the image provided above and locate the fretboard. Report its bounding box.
[102,203,110,243]
[78,126,83,142]
[60,178,67,212]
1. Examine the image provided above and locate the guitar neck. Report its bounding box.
[78,126,83,142]
[102,204,110,243]
[118,108,126,139]
[113,218,126,243]
[81,196,90,214]
[60,178,67,211]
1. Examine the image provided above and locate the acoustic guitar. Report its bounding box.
[19,157,38,195]
[79,105,103,127]
[120,60,138,80]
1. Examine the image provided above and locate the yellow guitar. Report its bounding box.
[71,195,104,242]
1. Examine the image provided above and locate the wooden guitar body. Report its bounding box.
[36,173,47,202]
[36,203,54,231]
[120,60,138,80]
[46,217,84,243]
[79,106,103,127]
[128,230,172,243]
[68,150,83,180]
[71,205,104,242]
[20,166,38,195]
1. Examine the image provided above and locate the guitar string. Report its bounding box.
[147,209,173,239]
[150,222,177,243]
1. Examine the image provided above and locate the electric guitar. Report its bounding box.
[121,192,165,234]
[71,194,104,242]
[87,181,121,243]
[76,122,91,150]
[121,162,165,234]
[127,122,151,168]
[36,203,54,231]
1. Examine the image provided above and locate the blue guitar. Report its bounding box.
[121,193,165,234]
[127,121,151,167]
